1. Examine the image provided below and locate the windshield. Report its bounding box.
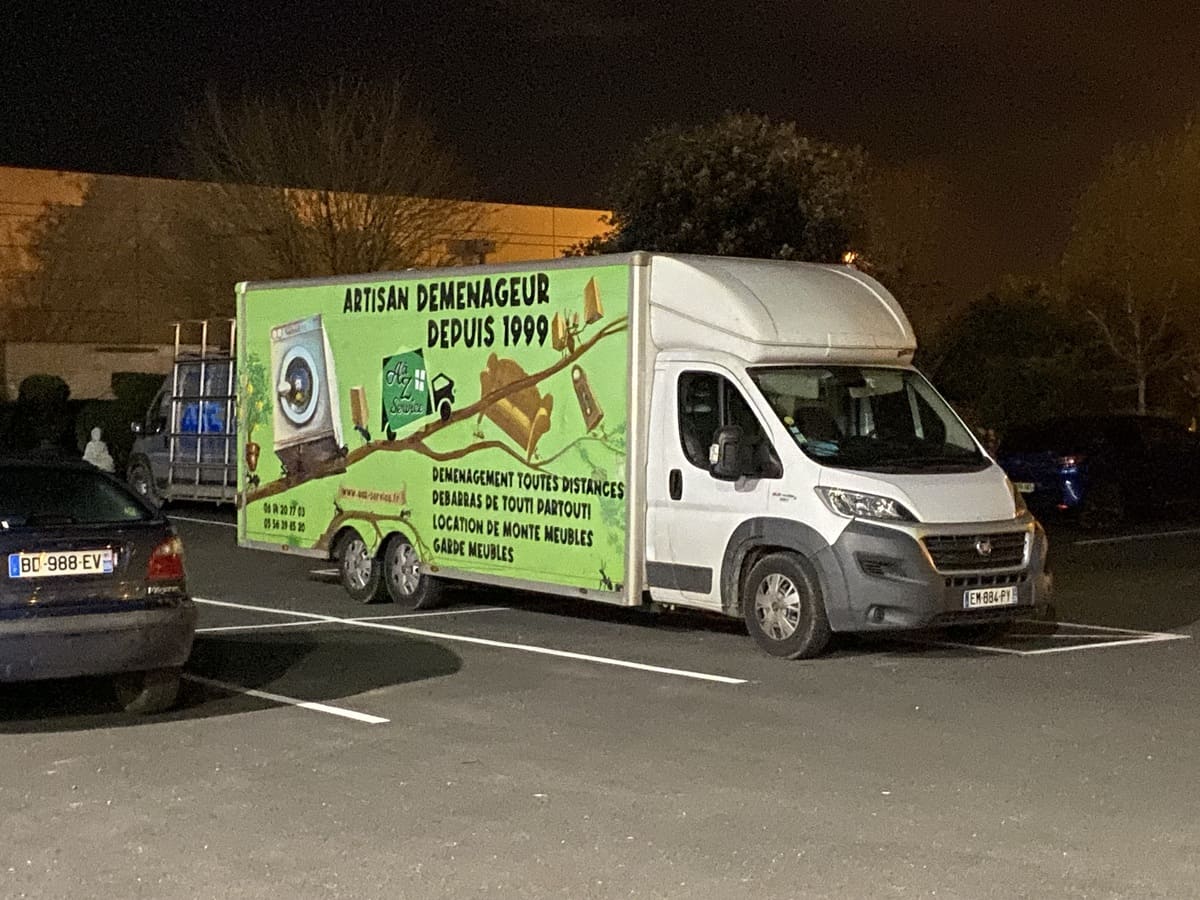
[0,466,154,528]
[749,366,988,473]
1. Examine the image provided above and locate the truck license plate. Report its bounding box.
[963,585,1018,609]
[8,549,115,579]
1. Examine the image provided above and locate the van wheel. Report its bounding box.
[128,460,161,508]
[383,534,444,610]
[743,552,831,659]
[337,530,386,604]
[114,667,181,714]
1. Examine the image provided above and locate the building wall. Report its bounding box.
[0,165,609,351]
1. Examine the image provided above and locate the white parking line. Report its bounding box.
[1020,618,1186,640]
[182,674,389,724]
[193,597,748,685]
[1016,634,1189,656]
[903,619,1191,656]
[353,607,510,622]
[1073,527,1200,546]
[171,515,236,529]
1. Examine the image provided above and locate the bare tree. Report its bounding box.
[1085,283,1188,414]
[7,175,250,343]
[181,77,481,278]
[1063,119,1200,414]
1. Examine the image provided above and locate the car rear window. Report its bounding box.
[0,466,153,527]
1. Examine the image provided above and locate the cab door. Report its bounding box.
[644,362,779,611]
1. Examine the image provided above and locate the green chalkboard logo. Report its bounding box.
[381,348,433,438]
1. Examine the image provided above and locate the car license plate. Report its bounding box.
[963,585,1018,609]
[7,549,114,579]
[1013,482,1035,494]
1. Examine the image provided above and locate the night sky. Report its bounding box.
[4,1,1198,297]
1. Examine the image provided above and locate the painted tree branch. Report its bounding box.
[240,315,628,506]
[314,509,409,552]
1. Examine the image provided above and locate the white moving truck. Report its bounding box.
[236,253,1049,658]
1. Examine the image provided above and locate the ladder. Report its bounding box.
[165,319,237,503]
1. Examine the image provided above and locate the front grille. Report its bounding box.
[944,572,1028,589]
[923,532,1027,572]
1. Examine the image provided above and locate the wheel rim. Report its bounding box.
[388,542,422,597]
[343,537,372,591]
[754,572,801,640]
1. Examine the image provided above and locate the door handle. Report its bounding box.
[669,469,683,501]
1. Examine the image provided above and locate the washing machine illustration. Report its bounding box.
[269,314,346,478]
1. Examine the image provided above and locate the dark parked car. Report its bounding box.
[997,415,1200,529]
[0,457,196,713]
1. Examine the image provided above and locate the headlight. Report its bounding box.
[1009,479,1028,516]
[816,487,915,522]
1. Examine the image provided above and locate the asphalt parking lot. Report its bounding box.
[3,510,1200,899]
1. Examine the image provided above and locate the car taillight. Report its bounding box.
[147,535,186,582]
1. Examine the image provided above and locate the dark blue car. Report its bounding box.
[997,415,1200,529]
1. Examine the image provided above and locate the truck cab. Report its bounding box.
[639,256,1049,657]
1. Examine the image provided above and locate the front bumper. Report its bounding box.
[827,515,1051,632]
[0,601,197,682]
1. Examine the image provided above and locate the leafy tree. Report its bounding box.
[181,76,480,277]
[1062,119,1200,413]
[574,113,867,261]
[928,280,1117,436]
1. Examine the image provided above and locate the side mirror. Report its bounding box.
[710,425,744,481]
[130,422,143,435]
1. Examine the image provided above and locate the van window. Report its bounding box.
[750,366,988,474]
[677,372,779,476]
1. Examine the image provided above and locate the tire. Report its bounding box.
[383,533,444,610]
[742,552,831,659]
[128,459,161,508]
[1079,480,1125,531]
[337,530,386,604]
[114,667,181,714]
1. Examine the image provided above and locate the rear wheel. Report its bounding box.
[383,534,444,609]
[337,530,386,603]
[114,667,181,714]
[128,460,161,508]
[743,552,831,659]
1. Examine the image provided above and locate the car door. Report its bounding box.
[644,362,778,611]
[1137,418,1200,507]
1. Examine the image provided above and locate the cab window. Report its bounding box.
[677,372,780,477]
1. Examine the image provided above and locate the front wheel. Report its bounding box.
[337,530,386,604]
[383,534,444,609]
[113,667,181,714]
[743,552,831,659]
